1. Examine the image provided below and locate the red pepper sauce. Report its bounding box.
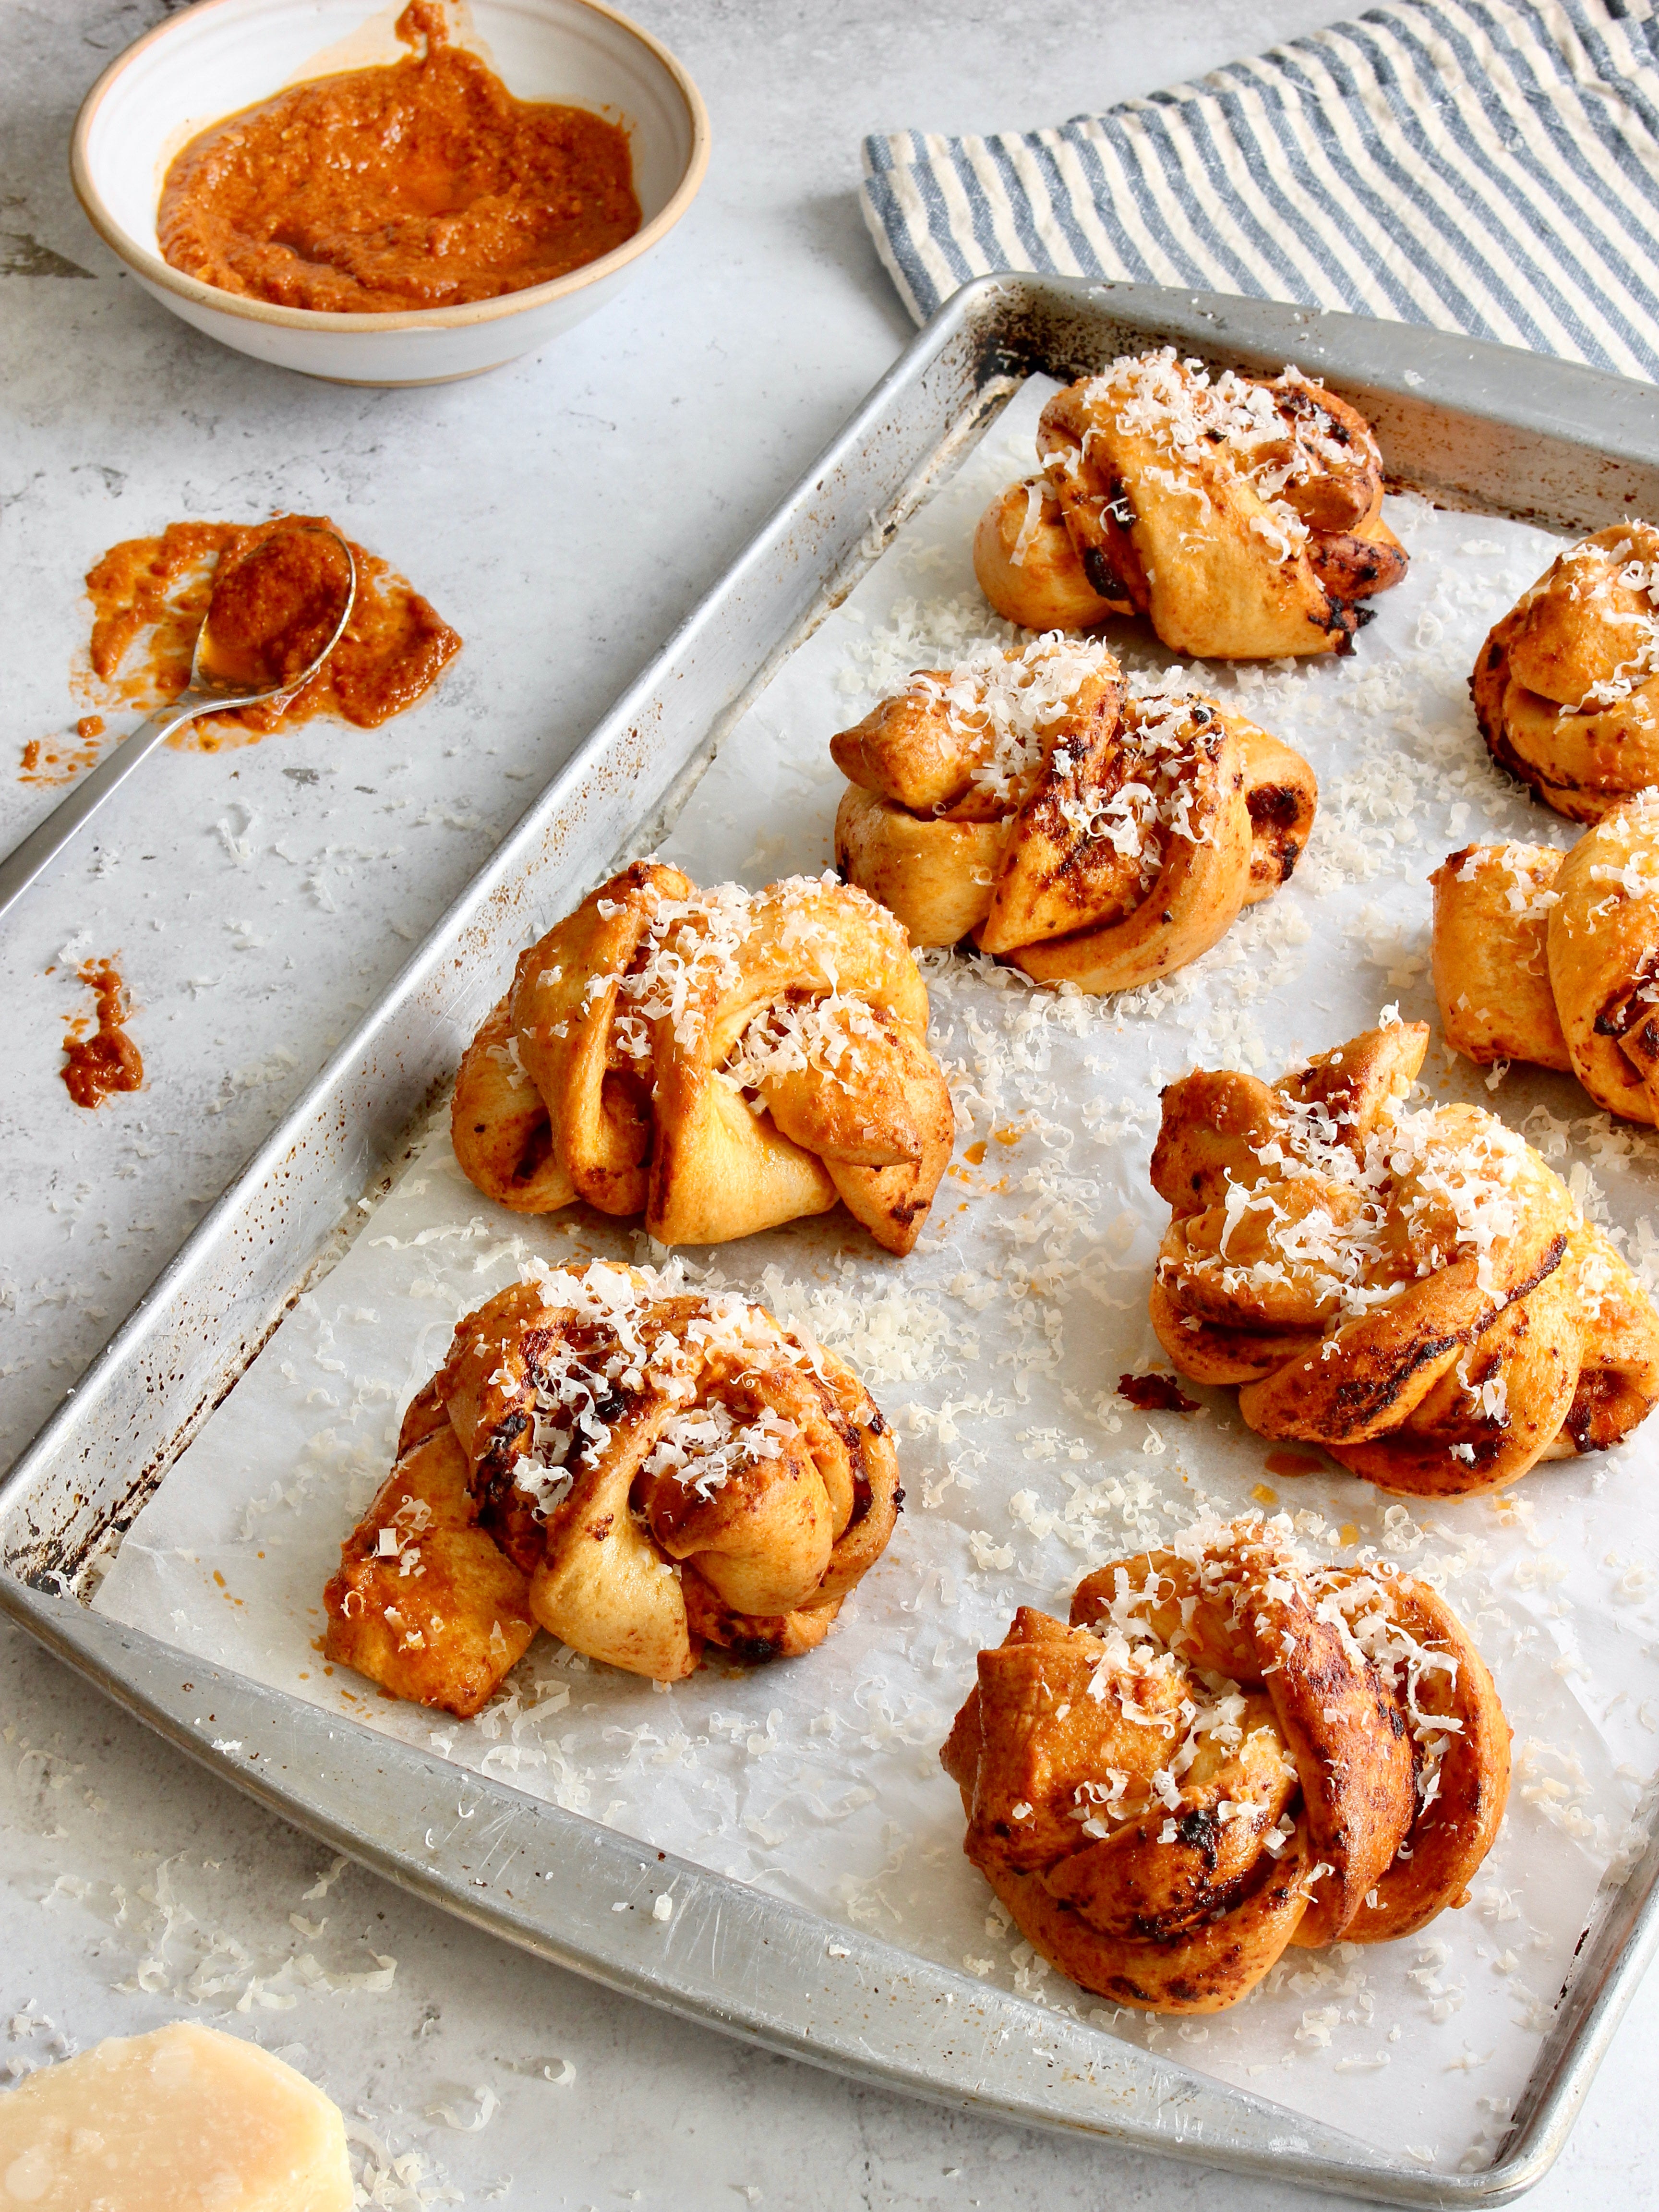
[74,513,460,757]
[157,0,641,314]
[61,960,143,1110]
[197,526,353,693]
[21,717,107,787]
[1263,1447,1328,1478]
[1117,1372,1199,1413]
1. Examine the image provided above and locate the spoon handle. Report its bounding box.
[0,692,215,929]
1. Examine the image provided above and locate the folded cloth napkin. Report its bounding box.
[859,0,1659,380]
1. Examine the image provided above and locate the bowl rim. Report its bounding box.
[68,0,711,335]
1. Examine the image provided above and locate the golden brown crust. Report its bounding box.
[1431,802,1659,1127]
[323,1267,902,1702]
[449,862,954,1256]
[969,478,1124,631]
[1473,526,1659,820]
[830,649,1125,825]
[942,1524,1509,2012]
[974,353,1406,659]
[450,995,577,1215]
[323,1423,535,1719]
[1430,842,1571,1072]
[834,784,1004,950]
[1550,794,1659,1120]
[1334,1574,1510,1941]
[513,860,678,1217]
[1148,1023,1659,1493]
[1007,705,1315,992]
[830,640,1315,992]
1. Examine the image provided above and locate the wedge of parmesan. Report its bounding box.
[0,2021,350,2210]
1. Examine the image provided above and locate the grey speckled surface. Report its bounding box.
[3,0,1658,2203]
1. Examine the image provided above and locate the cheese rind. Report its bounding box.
[0,2020,351,2210]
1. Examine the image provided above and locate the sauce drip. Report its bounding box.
[157,0,641,314]
[61,960,143,1110]
[1263,1447,1328,1479]
[80,514,460,750]
[1117,1372,1198,1413]
[21,717,106,787]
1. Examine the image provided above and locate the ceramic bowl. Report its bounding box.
[71,0,709,386]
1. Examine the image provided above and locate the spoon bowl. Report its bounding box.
[194,526,357,698]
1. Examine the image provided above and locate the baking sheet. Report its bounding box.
[93,376,1659,2173]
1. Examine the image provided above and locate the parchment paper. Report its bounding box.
[95,378,1659,2172]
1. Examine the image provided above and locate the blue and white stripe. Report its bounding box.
[859,0,1659,381]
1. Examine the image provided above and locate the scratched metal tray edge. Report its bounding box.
[4,274,1659,2202]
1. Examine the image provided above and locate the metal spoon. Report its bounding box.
[0,525,356,928]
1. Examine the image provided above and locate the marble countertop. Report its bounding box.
[3,0,1657,2204]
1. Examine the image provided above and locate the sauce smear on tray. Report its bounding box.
[80,514,459,751]
[1116,1371,1198,1413]
[61,959,142,1109]
[157,0,641,314]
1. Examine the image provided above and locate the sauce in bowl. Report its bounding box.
[157,1,642,314]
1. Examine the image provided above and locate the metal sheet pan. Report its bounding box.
[4,273,1659,2203]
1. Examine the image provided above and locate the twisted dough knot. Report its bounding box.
[973,350,1407,659]
[325,1265,902,1709]
[831,636,1315,990]
[1473,524,1659,820]
[1148,1021,1659,1493]
[941,1520,1509,2014]
[452,861,954,1254]
[1432,798,1659,1123]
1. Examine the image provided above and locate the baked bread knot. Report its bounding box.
[1472,524,1659,820]
[940,1519,1509,2013]
[973,349,1407,659]
[1432,799,1659,1123]
[451,861,953,1254]
[832,635,1315,989]
[1148,1020,1659,1493]
[325,1265,902,1707]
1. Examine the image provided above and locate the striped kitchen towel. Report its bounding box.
[859,0,1659,381]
